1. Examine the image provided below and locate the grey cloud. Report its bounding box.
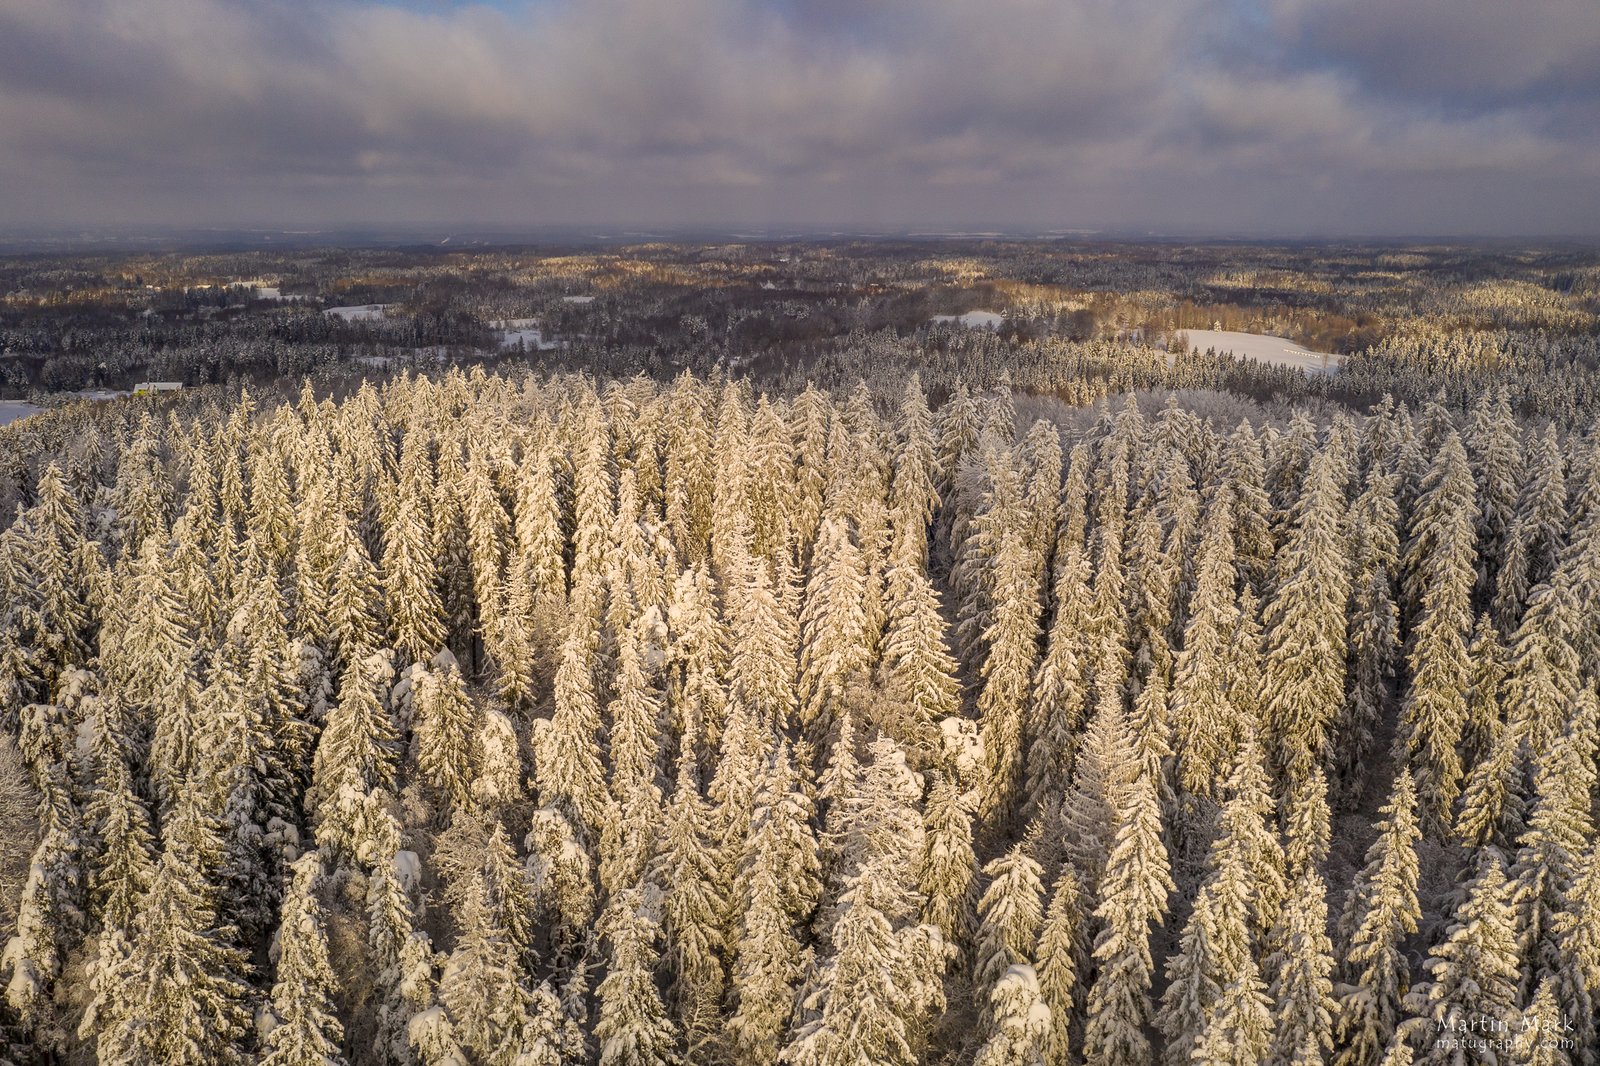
[0,0,1595,234]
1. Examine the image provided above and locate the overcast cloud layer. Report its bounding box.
[1,0,1596,235]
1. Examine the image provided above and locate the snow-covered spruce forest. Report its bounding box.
[2,368,1599,1066]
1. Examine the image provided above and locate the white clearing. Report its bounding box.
[561,295,595,304]
[0,401,40,427]
[493,320,561,351]
[1174,329,1342,374]
[325,304,393,322]
[931,310,1006,329]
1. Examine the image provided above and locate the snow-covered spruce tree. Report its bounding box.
[411,653,480,815]
[974,842,1046,1000]
[1508,688,1597,1000]
[1081,720,1173,1066]
[1332,769,1423,1066]
[572,417,617,591]
[114,533,206,809]
[728,742,821,1066]
[966,515,1043,819]
[595,886,680,1066]
[512,436,570,606]
[1466,388,1522,608]
[1057,692,1131,899]
[918,771,978,956]
[1337,467,1400,802]
[1155,734,1281,1066]
[603,619,667,894]
[1547,840,1600,1063]
[890,374,941,573]
[1190,961,1273,1066]
[1498,567,1582,799]
[1168,488,1242,802]
[724,534,801,732]
[788,384,833,565]
[1023,538,1093,821]
[111,791,254,1065]
[1221,421,1275,597]
[1265,866,1337,1066]
[973,964,1051,1066]
[663,374,715,566]
[1494,425,1567,626]
[368,847,440,1066]
[1035,865,1085,1066]
[523,806,599,971]
[783,856,949,1066]
[664,563,729,755]
[744,395,796,567]
[650,751,727,1044]
[535,626,613,840]
[1400,851,1520,1066]
[1398,431,1478,836]
[9,462,96,697]
[797,517,872,737]
[1,810,83,1046]
[881,552,962,746]
[309,649,400,859]
[380,486,444,669]
[819,733,925,933]
[437,867,570,1066]
[261,852,346,1066]
[76,742,156,1058]
[1517,977,1565,1066]
[710,382,753,582]
[1261,448,1348,787]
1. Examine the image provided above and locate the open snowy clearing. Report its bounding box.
[325,304,393,322]
[561,295,595,304]
[931,310,1006,329]
[0,401,40,426]
[500,328,560,351]
[1175,329,1342,373]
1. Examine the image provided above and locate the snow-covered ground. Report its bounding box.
[500,329,560,351]
[561,295,595,304]
[931,310,1006,329]
[493,320,560,351]
[325,304,393,322]
[0,401,41,426]
[1175,329,1342,374]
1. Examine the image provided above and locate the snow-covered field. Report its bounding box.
[500,329,560,351]
[493,320,560,351]
[325,304,393,322]
[931,310,1006,329]
[1175,329,1342,373]
[561,295,595,304]
[0,401,40,426]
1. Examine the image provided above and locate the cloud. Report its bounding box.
[0,0,1595,233]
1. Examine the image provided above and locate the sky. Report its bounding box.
[1,0,1597,237]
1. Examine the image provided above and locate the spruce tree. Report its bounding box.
[1169,489,1242,801]
[1333,770,1423,1066]
[1402,852,1520,1066]
[1266,867,1337,1066]
[595,886,681,1066]
[1036,866,1085,1066]
[113,793,254,1066]
[651,753,727,1043]
[262,853,347,1066]
[1399,431,1478,835]
[918,772,978,954]
[974,843,1046,998]
[1261,450,1348,784]
[974,965,1051,1066]
[1081,727,1173,1066]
